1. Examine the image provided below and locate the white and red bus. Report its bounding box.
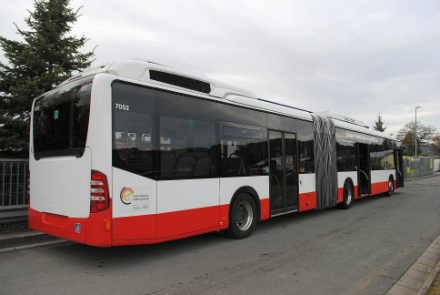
[29,59,404,246]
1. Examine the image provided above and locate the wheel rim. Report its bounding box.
[235,201,253,231]
[345,186,352,204]
[389,180,393,193]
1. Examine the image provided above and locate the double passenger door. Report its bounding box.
[269,131,298,215]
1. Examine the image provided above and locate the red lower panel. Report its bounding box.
[353,181,390,199]
[260,198,270,220]
[113,206,227,246]
[299,192,316,212]
[371,181,389,196]
[112,226,226,246]
[30,197,273,246]
[113,214,157,240]
[157,206,220,239]
[29,201,112,247]
[337,188,344,202]
[220,204,229,227]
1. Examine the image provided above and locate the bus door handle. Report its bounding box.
[359,170,369,181]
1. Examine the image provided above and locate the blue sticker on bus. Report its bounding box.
[75,223,81,233]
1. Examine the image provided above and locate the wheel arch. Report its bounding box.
[229,186,261,221]
[389,174,395,182]
[343,177,355,193]
[337,177,355,209]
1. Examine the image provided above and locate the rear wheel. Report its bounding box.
[384,177,394,197]
[225,194,257,239]
[338,182,353,209]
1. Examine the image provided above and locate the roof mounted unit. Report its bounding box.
[313,111,367,128]
[103,59,257,99]
[149,70,211,94]
[56,59,257,99]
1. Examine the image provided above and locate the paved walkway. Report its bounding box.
[387,171,440,295]
[387,235,440,295]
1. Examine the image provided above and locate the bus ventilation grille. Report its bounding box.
[150,70,211,94]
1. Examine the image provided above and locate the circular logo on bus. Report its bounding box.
[120,187,134,205]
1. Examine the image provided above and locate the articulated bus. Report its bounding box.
[29,59,404,246]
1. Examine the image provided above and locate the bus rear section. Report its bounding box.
[29,76,112,247]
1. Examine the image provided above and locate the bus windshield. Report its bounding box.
[33,76,93,160]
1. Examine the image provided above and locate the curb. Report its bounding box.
[418,258,440,295]
[0,230,44,241]
[387,235,440,295]
[405,172,440,182]
[0,239,69,253]
[0,230,70,253]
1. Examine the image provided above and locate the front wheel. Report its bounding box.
[338,182,353,209]
[225,194,257,239]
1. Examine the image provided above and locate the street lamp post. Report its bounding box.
[415,106,421,157]
[415,106,421,177]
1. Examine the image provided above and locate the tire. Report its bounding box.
[338,182,353,209]
[384,177,394,197]
[225,194,257,239]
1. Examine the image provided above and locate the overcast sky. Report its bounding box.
[1,0,439,137]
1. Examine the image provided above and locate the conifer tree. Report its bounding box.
[0,0,95,153]
[373,112,387,132]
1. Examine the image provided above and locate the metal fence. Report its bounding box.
[434,158,440,172]
[0,159,29,231]
[403,156,437,179]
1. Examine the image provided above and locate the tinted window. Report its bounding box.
[336,141,356,171]
[217,103,266,127]
[370,144,384,170]
[383,148,395,169]
[157,91,218,179]
[220,122,268,176]
[159,116,216,178]
[223,126,263,140]
[157,90,216,122]
[297,120,314,173]
[267,114,296,131]
[33,76,93,160]
[112,82,157,178]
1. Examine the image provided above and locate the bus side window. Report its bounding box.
[220,123,268,177]
[159,116,216,179]
[112,82,156,179]
[336,141,356,172]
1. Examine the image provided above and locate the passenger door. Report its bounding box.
[269,131,298,215]
[395,148,404,188]
[356,143,371,195]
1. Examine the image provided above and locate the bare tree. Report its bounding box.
[397,121,436,155]
[431,133,440,156]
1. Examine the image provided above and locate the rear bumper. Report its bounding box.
[29,203,112,247]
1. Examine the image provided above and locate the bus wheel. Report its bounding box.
[338,182,353,209]
[226,194,257,239]
[384,177,394,197]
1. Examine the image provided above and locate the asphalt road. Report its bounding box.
[1,175,440,295]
